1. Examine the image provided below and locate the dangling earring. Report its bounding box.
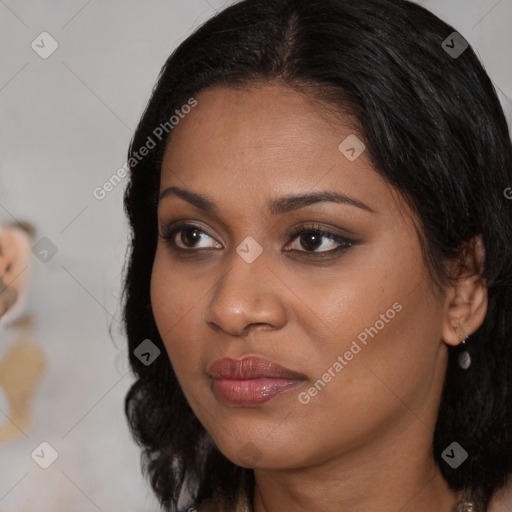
[457,332,471,370]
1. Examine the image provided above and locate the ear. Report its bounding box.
[441,234,488,346]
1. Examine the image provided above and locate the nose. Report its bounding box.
[203,247,288,337]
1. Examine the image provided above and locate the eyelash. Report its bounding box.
[159,221,355,258]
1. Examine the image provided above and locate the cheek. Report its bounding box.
[291,240,441,410]
[302,268,443,419]
[302,235,422,343]
[151,246,191,330]
[150,247,204,374]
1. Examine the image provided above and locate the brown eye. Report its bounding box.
[180,227,206,248]
[286,226,354,255]
[297,231,327,252]
[160,222,222,251]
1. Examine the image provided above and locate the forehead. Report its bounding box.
[164,84,358,162]
[159,84,405,220]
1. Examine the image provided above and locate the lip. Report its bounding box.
[208,356,306,406]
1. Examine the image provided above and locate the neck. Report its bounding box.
[252,416,459,512]
[253,460,457,512]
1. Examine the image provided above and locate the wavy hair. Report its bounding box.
[121,0,512,510]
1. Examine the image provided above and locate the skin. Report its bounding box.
[150,83,488,512]
[0,225,31,319]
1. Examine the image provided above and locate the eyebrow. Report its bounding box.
[158,186,376,215]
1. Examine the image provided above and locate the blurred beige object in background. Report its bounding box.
[0,334,46,442]
[0,222,46,442]
[0,221,35,325]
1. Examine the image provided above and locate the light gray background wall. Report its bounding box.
[0,1,510,511]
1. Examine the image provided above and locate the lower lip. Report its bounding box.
[211,378,304,406]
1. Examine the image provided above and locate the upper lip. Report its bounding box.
[208,356,306,380]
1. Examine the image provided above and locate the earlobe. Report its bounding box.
[441,234,488,347]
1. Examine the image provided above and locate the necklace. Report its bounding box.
[451,502,477,512]
[450,490,481,512]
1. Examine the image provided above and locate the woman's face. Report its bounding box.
[151,83,450,469]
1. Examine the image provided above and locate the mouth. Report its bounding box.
[207,356,307,407]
